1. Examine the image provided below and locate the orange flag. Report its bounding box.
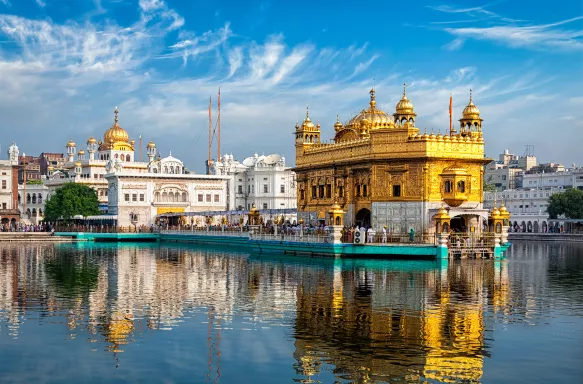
[449,93,453,135]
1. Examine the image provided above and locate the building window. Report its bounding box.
[393,185,401,197]
[132,194,137,202]
[263,178,268,181]
[263,203,268,209]
[139,194,144,202]
[326,184,332,198]
[300,189,305,200]
[457,180,465,193]
[318,185,324,198]
[2,203,5,209]
[238,185,243,194]
[263,184,268,193]
[1,180,5,189]
[444,180,452,193]
[280,185,285,193]
[338,186,344,198]
[362,184,367,197]
[198,194,203,202]
[356,184,361,197]
[248,185,251,194]
[206,194,211,202]
[214,194,219,203]
[125,194,130,202]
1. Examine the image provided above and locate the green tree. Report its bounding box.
[26,179,44,185]
[547,188,583,219]
[44,183,100,222]
[483,182,497,192]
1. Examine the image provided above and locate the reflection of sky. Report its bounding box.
[0,242,582,382]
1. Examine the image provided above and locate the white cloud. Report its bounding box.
[35,0,46,7]
[431,4,583,52]
[0,0,10,6]
[0,0,581,170]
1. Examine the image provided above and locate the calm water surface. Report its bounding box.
[0,242,582,383]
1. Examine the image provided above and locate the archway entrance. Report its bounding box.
[450,216,466,233]
[355,208,371,228]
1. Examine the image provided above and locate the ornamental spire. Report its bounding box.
[469,89,473,104]
[114,106,119,124]
[369,88,376,108]
[403,82,407,98]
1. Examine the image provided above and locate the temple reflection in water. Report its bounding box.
[0,243,518,382]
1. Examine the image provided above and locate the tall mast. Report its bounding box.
[139,135,143,162]
[208,96,212,175]
[217,87,221,162]
[449,93,453,136]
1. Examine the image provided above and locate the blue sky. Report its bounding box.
[0,0,582,172]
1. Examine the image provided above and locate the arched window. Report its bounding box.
[18,194,21,204]
[155,192,160,202]
[27,193,31,204]
[457,180,465,193]
[115,154,118,159]
[26,208,31,218]
[182,192,187,202]
[126,154,131,161]
[164,166,168,174]
[39,209,43,216]
[32,208,36,216]
[409,118,414,125]
[177,166,181,174]
[444,180,452,193]
[38,193,42,204]
[153,168,157,173]
[32,194,37,204]
[162,192,168,202]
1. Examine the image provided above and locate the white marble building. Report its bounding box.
[211,153,297,211]
[18,183,50,224]
[484,187,565,232]
[0,143,20,225]
[105,171,228,227]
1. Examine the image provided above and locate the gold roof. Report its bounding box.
[74,161,82,167]
[87,137,97,144]
[147,140,156,148]
[333,115,343,132]
[345,89,394,129]
[103,107,129,144]
[395,83,415,114]
[499,202,510,219]
[66,139,76,148]
[489,204,501,219]
[462,89,481,119]
[300,107,315,130]
[78,149,85,155]
[433,206,450,220]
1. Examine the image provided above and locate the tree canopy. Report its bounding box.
[547,188,583,219]
[483,182,497,192]
[44,183,100,222]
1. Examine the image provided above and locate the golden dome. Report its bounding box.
[433,206,450,220]
[87,137,97,144]
[462,89,480,118]
[345,89,394,129]
[66,139,76,148]
[78,150,85,155]
[499,203,510,219]
[490,206,501,219]
[103,107,130,144]
[395,83,415,114]
[147,140,156,148]
[74,161,82,167]
[130,139,135,146]
[334,115,343,132]
[300,107,315,130]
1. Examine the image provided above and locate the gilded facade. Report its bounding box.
[293,86,490,234]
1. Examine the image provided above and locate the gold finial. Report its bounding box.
[306,106,309,119]
[369,88,376,108]
[403,82,407,97]
[114,106,119,124]
[336,114,340,122]
[469,89,473,103]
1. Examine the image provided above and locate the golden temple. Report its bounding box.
[294,85,490,234]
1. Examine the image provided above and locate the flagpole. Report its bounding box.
[449,93,453,136]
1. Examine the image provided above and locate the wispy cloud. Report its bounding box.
[431,4,583,52]
[35,0,46,7]
[0,0,10,6]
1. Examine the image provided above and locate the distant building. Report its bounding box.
[484,149,538,191]
[18,155,42,183]
[39,152,66,175]
[0,143,21,226]
[18,183,49,224]
[211,153,297,212]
